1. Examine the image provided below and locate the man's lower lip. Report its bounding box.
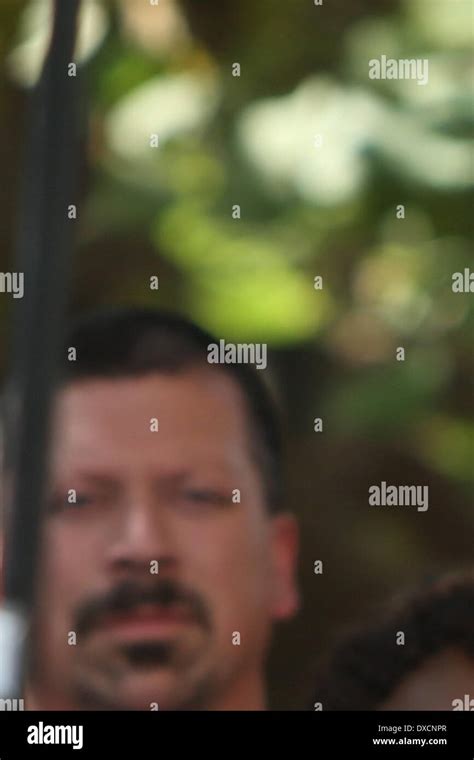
[96,613,195,638]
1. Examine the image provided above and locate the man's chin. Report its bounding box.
[73,650,215,711]
[97,668,187,710]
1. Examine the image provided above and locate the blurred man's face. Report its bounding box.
[380,649,474,710]
[27,368,298,710]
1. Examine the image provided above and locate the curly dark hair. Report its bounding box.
[312,571,474,710]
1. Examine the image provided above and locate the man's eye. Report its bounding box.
[74,493,96,508]
[183,489,229,507]
[49,492,97,513]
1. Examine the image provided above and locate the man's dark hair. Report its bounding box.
[312,572,474,710]
[60,307,283,512]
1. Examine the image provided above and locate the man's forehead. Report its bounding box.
[49,368,253,465]
[55,367,246,419]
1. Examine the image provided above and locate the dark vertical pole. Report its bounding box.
[0,0,81,699]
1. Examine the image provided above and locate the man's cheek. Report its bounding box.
[37,545,81,627]
[43,529,85,581]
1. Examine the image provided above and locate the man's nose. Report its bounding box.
[106,491,178,576]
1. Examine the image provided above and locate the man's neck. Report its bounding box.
[207,671,267,711]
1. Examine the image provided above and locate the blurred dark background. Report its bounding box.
[0,0,472,708]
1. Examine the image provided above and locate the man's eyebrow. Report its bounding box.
[53,462,241,486]
[53,472,119,487]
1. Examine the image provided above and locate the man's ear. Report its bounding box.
[269,512,300,620]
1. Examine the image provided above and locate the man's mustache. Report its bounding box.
[74,578,211,638]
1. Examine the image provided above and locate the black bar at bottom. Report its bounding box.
[0,711,472,757]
